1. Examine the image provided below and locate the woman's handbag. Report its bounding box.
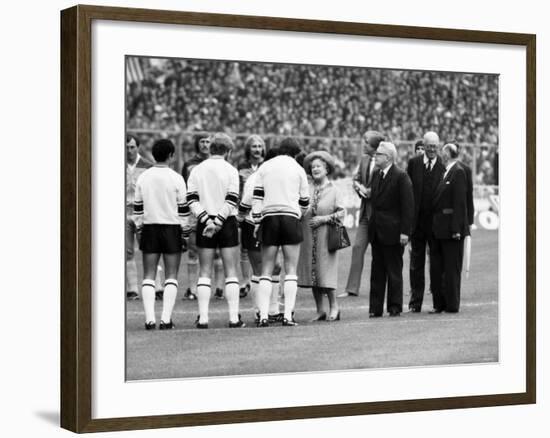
[327,219,351,252]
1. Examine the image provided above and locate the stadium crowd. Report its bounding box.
[126,58,499,183]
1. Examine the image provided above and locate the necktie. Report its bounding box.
[367,157,375,183]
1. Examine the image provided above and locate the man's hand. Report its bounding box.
[202,219,219,238]
[353,181,370,198]
[452,232,461,240]
[309,216,325,229]
[253,224,260,239]
[136,227,143,246]
[400,234,409,246]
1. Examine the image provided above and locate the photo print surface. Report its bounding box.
[125,55,499,380]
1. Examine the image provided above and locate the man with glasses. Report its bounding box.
[406,131,446,312]
[368,142,414,317]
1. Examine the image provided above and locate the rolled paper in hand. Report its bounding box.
[464,235,471,279]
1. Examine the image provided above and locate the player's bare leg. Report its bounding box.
[247,249,262,319]
[269,262,283,320]
[240,247,252,296]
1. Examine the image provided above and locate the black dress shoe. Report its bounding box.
[282,317,298,326]
[257,318,269,328]
[268,312,285,323]
[310,312,327,322]
[159,320,175,330]
[144,321,156,330]
[337,292,358,298]
[388,310,401,317]
[229,315,246,328]
[369,312,382,318]
[407,307,421,313]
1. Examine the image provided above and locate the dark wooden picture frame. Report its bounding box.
[60,4,536,433]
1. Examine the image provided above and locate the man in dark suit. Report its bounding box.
[452,141,475,230]
[407,132,446,312]
[430,143,469,313]
[368,141,414,317]
[338,130,385,298]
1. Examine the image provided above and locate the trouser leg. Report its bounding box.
[430,238,445,311]
[369,241,386,315]
[441,239,464,312]
[386,244,404,313]
[345,215,370,295]
[408,232,426,309]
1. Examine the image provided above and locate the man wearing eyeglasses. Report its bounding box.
[368,142,414,317]
[406,131,446,312]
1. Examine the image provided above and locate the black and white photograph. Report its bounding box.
[125,55,499,380]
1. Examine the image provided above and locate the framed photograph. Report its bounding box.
[60,4,536,433]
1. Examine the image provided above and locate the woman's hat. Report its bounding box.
[303,150,336,176]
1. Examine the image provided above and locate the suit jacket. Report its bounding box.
[126,156,152,207]
[181,154,206,183]
[456,160,474,226]
[368,165,414,245]
[432,163,469,240]
[353,154,375,220]
[407,154,445,231]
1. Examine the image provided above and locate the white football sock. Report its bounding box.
[141,279,156,323]
[283,275,298,320]
[225,277,240,323]
[257,276,272,320]
[161,279,178,323]
[250,275,260,312]
[269,274,281,315]
[197,277,211,324]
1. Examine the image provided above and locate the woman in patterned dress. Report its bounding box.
[297,151,345,321]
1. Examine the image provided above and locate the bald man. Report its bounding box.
[339,130,386,298]
[368,142,414,317]
[430,143,469,313]
[406,131,446,312]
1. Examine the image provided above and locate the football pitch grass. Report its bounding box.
[126,229,498,380]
